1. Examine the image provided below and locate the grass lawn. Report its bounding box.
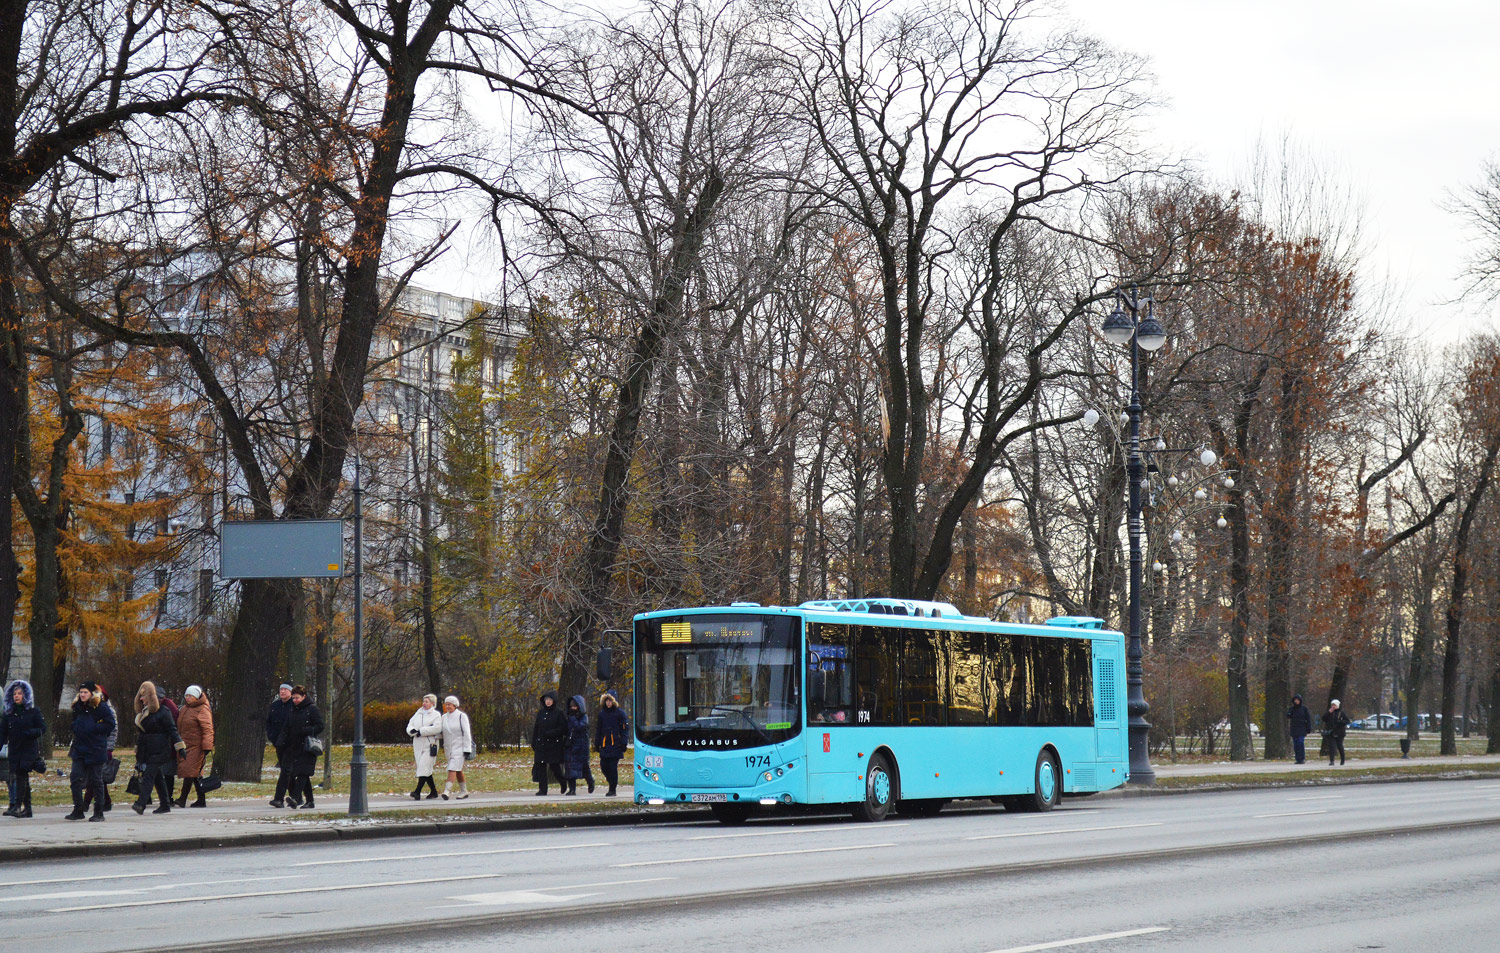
[17,744,635,808]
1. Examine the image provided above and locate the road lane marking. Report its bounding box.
[45,873,515,913]
[293,842,611,867]
[1254,811,1328,818]
[1287,795,1343,801]
[0,872,168,888]
[982,926,1170,952]
[689,823,909,840]
[2,875,298,905]
[966,823,1162,841]
[612,843,896,867]
[451,877,673,905]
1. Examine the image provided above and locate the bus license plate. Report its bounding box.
[689,794,729,803]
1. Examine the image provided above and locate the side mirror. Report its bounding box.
[596,646,613,681]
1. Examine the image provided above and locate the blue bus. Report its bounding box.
[631,598,1128,823]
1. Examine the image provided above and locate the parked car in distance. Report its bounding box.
[1364,713,1400,730]
[1213,720,1259,736]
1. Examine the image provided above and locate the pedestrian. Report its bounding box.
[594,689,630,797]
[79,684,117,816]
[1286,693,1312,764]
[1322,698,1350,766]
[563,694,594,795]
[439,695,474,800]
[275,686,324,810]
[3,679,45,818]
[66,682,114,821]
[131,681,185,815]
[530,691,568,796]
[174,685,214,807]
[406,694,443,800]
[266,683,297,808]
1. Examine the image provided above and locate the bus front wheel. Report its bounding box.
[1021,750,1061,812]
[851,753,895,822]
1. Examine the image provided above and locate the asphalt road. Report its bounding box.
[4,778,1499,953]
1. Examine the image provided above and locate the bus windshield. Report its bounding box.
[635,614,801,750]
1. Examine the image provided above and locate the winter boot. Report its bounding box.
[535,785,547,796]
[66,803,86,820]
[587,776,595,794]
[152,803,171,815]
[606,785,617,797]
[410,785,423,800]
[565,780,577,796]
[16,803,32,818]
[2,805,15,817]
[190,780,206,808]
[88,811,105,821]
[174,778,190,808]
[442,781,452,800]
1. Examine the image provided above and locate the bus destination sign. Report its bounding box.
[660,619,764,645]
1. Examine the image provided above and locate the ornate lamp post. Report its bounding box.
[1100,287,1167,785]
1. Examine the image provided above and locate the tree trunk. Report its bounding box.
[1438,431,1500,753]
[215,577,298,780]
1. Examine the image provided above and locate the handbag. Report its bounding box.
[303,735,324,755]
[103,756,121,785]
[125,768,142,796]
[429,743,439,758]
[199,774,224,793]
[30,757,46,774]
[464,749,474,762]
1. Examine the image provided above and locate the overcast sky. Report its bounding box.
[1059,0,1500,348]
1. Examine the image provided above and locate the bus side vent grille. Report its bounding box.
[1072,766,1095,789]
[1097,659,1117,721]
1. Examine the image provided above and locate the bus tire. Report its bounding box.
[851,752,895,822]
[710,802,754,825]
[1022,749,1061,812]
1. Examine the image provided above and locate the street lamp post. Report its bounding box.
[348,455,368,815]
[1101,287,1166,786]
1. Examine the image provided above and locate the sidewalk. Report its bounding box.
[5,753,1498,862]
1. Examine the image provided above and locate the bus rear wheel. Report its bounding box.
[851,753,895,822]
[710,802,754,825]
[1020,750,1061,812]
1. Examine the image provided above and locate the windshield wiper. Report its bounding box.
[706,705,773,743]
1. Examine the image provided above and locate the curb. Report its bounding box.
[7,766,1499,863]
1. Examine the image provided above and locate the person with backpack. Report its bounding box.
[3,679,45,818]
[594,690,629,797]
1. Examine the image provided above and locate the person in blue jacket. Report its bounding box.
[563,694,595,795]
[3,679,46,818]
[66,682,115,821]
[594,690,630,797]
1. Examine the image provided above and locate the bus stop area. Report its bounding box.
[5,752,1500,863]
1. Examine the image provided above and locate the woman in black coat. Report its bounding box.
[131,681,185,815]
[594,689,630,797]
[275,686,324,810]
[530,691,568,796]
[3,679,46,818]
[563,695,594,795]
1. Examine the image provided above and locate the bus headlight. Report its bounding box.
[763,770,775,782]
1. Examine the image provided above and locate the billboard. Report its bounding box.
[220,520,346,579]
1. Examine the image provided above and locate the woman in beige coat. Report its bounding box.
[174,685,214,807]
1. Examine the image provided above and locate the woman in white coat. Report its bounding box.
[405,694,443,800]
[439,695,474,800]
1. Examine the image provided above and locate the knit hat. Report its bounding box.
[79,681,99,693]
[185,685,203,699]
[444,695,460,708]
[279,683,293,692]
[1331,699,1341,709]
